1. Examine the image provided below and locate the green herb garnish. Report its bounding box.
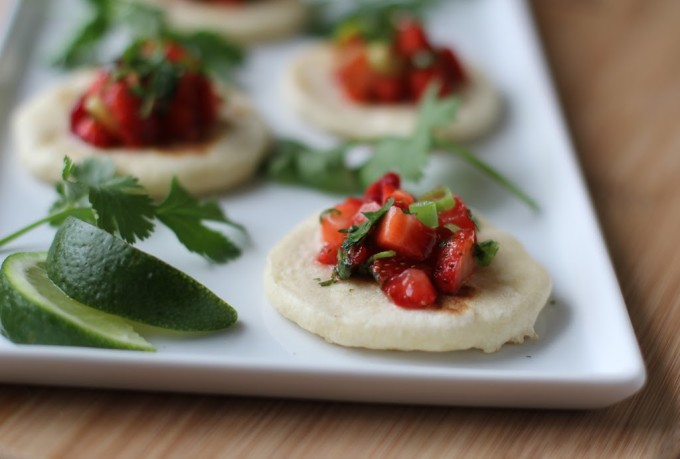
[266,84,537,210]
[307,0,441,38]
[0,157,244,263]
[474,240,499,267]
[335,198,394,280]
[53,0,244,79]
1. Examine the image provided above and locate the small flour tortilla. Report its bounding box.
[137,0,307,43]
[264,214,551,353]
[283,44,503,141]
[12,70,270,198]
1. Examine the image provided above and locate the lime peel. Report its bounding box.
[0,252,155,351]
[46,217,238,331]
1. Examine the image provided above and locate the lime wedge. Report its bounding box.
[0,252,154,351]
[46,217,237,331]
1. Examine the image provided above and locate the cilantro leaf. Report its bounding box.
[266,139,362,194]
[156,178,243,263]
[435,139,540,211]
[335,198,393,280]
[0,157,244,264]
[53,0,244,80]
[87,175,156,244]
[307,0,440,37]
[52,157,157,243]
[359,84,458,185]
[51,0,115,68]
[265,83,537,210]
[53,0,164,69]
[48,158,96,226]
[168,30,245,81]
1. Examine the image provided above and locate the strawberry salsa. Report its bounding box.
[70,40,221,149]
[334,15,467,104]
[318,173,499,309]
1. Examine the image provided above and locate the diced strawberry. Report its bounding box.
[346,243,370,266]
[438,197,476,231]
[370,256,431,284]
[165,74,202,143]
[73,117,117,148]
[408,67,445,100]
[70,96,88,130]
[195,75,221,127]
[382,268,437,308]
[320,197,364,247]
[337,53,374,102]
[438,48,467,90]
[375,207,436,261]
[395,20,430,57]
[432,228,477,294]
[384,188,416,209]
[363,172,401,204]
[317,244,338,265]
[374,75,405,103]
[85,71,110,98]
[103,81,154,146]
[352,201,382,226]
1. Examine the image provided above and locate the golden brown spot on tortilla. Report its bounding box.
[433,285,476,314]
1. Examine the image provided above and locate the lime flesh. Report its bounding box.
[46,217,238,331]
[0,252,155,351]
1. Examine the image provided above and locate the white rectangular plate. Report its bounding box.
[0,0,645,408]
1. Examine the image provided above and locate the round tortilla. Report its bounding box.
[137,0,307,44]
[282,44,503,141]
[264,214,551,353]
[12,70,270,198]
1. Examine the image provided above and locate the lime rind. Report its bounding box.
[0,252,155,351]
[46,217,238,331]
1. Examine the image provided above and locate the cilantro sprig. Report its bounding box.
[307,0,441,38]
[0,157,243,263]
[53,0,244,80]
[266,85,538,210]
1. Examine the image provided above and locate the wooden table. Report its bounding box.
[0,1,678,457]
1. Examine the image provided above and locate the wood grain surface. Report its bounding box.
[0,1,679,458]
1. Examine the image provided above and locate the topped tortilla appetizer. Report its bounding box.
[264,173,551,353]
[13,39,270,198]
[136,0,308,44]
[283,12,502,141]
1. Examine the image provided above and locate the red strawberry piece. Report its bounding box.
[438,197,476,231]
[375,206,436,261]
[195,75,221,127]
[352,201,382,226]
[320,197,364,244]
[437,48,467,90]
[346,243,370,266]
[337,52,374,102]
[432,228,477,294]
[164,73,203,143]
[370,256,431,284]
[383,187,416,209]
[73,117,117,148]
[70,96,88,130]
[396,20,430,57]
[363,172,401,203]
[317,244,337,265]
[104,81,157,146]
[374,75,405,103]
[382,268,437,308]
